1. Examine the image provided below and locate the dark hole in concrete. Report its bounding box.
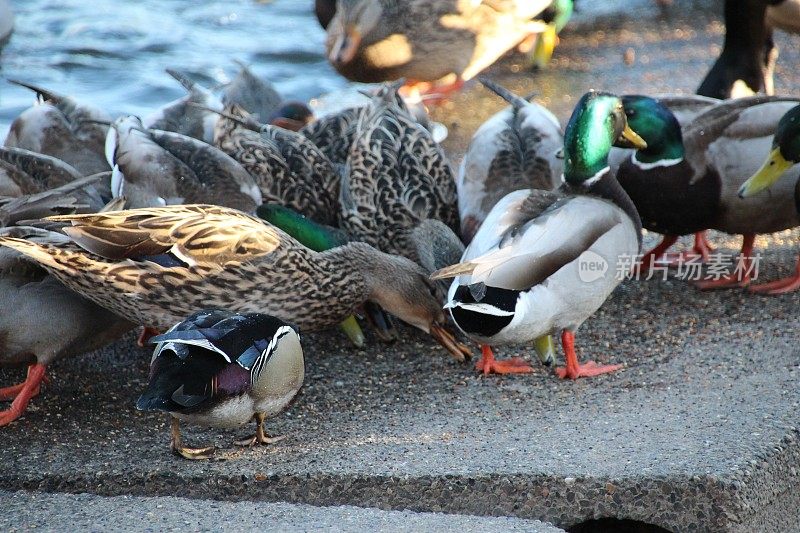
[567,518,674,533]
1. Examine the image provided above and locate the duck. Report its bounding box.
[432,91,646,378]
[0,204,471,361]
[211,104,340,226]
[325,0,550,96]
[256,203,397,345]
[737,103,800,293]
[615,94,800,290]
[0,147,85,197]
[456,78,563,243]
[0,194,134,426]
[220,61,314,132]
[143,69,223,145]
[302,83,442,168]
[136,309,303,460]
[5,80,111,175]
[339,84,464,279]
[697,0,800,99]
[608,93,719,263]
[104,115,261,211]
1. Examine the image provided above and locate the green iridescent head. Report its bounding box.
[739,103,800,197]
[563,91,647,184]
[621,95,684,163]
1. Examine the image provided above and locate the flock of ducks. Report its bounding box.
[0,0,799,458]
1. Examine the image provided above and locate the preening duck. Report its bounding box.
[0,204,469,361]
[105,115,261,211]
[5,80,111,175]
[136,309,304,460]
[456,78,563,243]
[433,91,645,378]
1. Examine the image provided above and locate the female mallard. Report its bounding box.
[326,0,550,95]
[212,105,340,226]
[457,78,563,243]
[737,103,800,293]
[0,204,469,360]
[615,94,800,290]
[340,85,463,276]
[105,115,261,211]
[136,309,303,460]
[432,91,645,378]
[5,81,110,175]
[0,147,85,197]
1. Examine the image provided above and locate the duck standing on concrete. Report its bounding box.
[614,95,800,290]
[737,103,800,293]
[0,204,470,361]
[433,91,645,377]
[137,309,304,460]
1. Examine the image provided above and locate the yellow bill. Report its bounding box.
[621,125,647,150]
[738,147,793,198]
[338,315,365,348]
[533,334,555,367]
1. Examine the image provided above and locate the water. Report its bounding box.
[0,0,704,141]
[0,0,348,139]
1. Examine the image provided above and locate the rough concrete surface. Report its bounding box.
[0,491,565,532]
[2,2,800,533]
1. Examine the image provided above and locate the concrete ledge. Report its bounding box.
[0,491,565,532]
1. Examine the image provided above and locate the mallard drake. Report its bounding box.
[0,214,134,426]
[105,115,261,211]
[737,103,800,293]
[339,85,463,277]
[527,0,573,69]
[456,78,563,243]
[212,104,339,226]
[221,62,314,132]
[0,204,470,361]
[616,94,800,290]
[326,0,550,95]
[5,81,111,175]
[432,91,645,378]
[697,0,800,99]
[608,94,719,263]
[136,309,303,460]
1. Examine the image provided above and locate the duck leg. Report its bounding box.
[695,234,756,290]
[0,363,47,426]
[749,256,800,294]
[663,231,715,265]
[170,416,216,460]
[635,235,679,274]
[234,412,285,447]
[555,331,622,380]
[0,363,48,400]
[400,77,465,106]
[137,326,161,347]
[474,344,533,375]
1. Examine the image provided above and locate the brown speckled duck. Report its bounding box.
[212,105,340,225]
[339,83,464,276]
[0,204,470,361]
[326,0,550,94]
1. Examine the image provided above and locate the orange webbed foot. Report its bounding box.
[475,345,533,375]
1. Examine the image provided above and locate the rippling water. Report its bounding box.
[0,0,707,141]
[0,0,347,138]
